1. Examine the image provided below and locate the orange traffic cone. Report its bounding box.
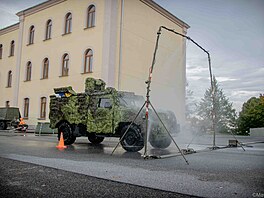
[56,132,67,149]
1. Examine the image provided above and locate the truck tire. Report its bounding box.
[0,121,7,130]
[120,125,144,152]
[58,122,76,145]
[10,120,19,128]
[149,128,171,149]
[88,133,104,144]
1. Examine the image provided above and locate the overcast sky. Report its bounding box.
[155,0,264,112]
[0,0,263,112]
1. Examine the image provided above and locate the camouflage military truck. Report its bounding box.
[0,107,21,130]
[49,78,178,152]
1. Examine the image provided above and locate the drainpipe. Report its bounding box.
[117,0,124,90]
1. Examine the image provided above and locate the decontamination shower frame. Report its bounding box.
[112,26,218,161]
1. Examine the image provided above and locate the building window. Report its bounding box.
[0,44,2,59]
[64,13,72,34]
[84,49,93,73]
[87,5,95,28]
[25,61,32,81]
[61,53,69,76]
[40,97,46,119]
[6,101,10,107]
[10,41,15,56]
[29,26,35,45]
[7,70,12,87]
[42,58,49,79]
[45,20,52,40]
[24,98,29,118]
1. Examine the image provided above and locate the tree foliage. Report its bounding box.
[185,82,196,119]
[196,76,237,133]
[237,94,264,135]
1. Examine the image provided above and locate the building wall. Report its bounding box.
[17,0,106,125]
[0,25,19,107]
[118,0,187,124]
[0,0,188,127]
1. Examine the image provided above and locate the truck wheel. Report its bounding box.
[120,125,144,152]
[149,128,171,149]
[0,121,7,130]
[88,133,104,144]
[58,122,76,145]
[10,120,19,128]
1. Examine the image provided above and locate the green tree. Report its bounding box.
[196,76,237,133]
[237,94,264,135]
[185,82,196,119]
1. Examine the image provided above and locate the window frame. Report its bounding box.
[87,5,96,28]
[64,13,72,34]
[42,58,49,79]
[45,20,52,40]
[25,61,32,81]
[24,98,29,119]
[7,70,12,88]
[83,49,93,73]
[61,53,69,76]
[98,98,112,108]
[0,44,3,59]
[40,97,47,119]
[10,41,15,56]
[29,26,35,45]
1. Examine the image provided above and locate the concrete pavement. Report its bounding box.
[0,130,263,197]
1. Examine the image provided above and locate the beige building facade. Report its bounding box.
[0,0,189,128]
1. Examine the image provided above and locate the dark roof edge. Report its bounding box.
[0,23,19,35]
[141,0,190,29]
[16,0,66,17]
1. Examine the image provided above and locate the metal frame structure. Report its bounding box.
[112,25,218,161]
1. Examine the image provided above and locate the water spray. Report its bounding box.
[158,26,217,150]
[112,25,218,161]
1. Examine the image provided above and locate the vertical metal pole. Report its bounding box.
[143,27,162,157]
[208,54,217,149]
[144,106,148,156]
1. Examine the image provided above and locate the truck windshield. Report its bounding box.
[118,94,144,108]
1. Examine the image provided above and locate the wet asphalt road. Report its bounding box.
[0,130,263,198]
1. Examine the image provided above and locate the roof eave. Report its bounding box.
[0,23,19,35]
[16,0,66,17]
[140,0,190,30]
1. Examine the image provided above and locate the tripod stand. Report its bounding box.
[111,26,189,164]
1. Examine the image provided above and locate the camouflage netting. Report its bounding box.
[85,78,106,93]
[87,103,113,133]
[50,78,121,134]
[61,96,82,125]
[49,95,67,128]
